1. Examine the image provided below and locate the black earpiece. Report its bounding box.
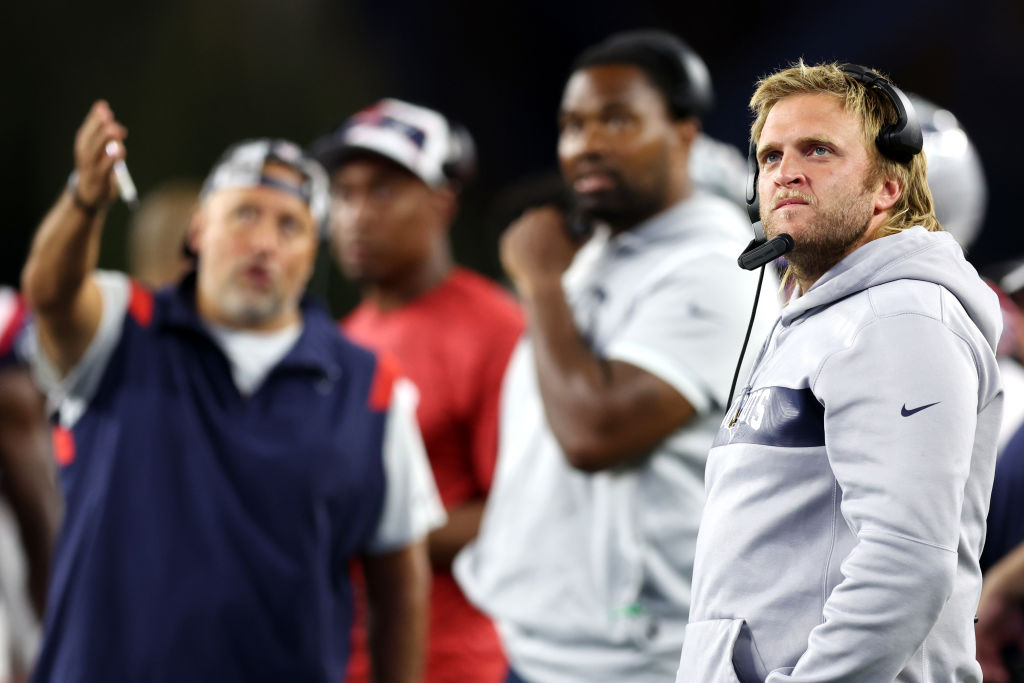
[741,139,780,269]
[838,64,923,163]
[744,140,762,229]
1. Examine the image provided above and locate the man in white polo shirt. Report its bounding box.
[454,30,778,683]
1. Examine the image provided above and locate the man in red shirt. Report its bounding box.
[312,99,523,682]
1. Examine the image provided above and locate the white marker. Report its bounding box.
[105,140,139,208]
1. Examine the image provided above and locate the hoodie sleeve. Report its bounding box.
[768,311,980,682]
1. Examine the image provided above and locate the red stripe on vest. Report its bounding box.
[52,425,76,466]
[127,280,154,328]
[368,353,401,412]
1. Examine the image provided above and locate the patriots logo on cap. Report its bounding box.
[346,106,428,151]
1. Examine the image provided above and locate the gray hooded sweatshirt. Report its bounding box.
[676,227,1002,682]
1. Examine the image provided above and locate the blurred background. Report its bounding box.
[3,0,1020,314]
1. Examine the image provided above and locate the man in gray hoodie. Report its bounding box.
[677,62,1002,682]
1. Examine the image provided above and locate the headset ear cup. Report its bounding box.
[747,197,762,227]
[839,63,923,163]
[745,140,759,206]
[877,127,900,158]
[745,140,761,225]
[876,86,923,162]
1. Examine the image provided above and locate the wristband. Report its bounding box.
[65,171,102,217]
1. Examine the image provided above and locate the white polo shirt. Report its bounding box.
[455,193,779,683]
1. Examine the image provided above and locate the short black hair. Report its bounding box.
[571,30,714,121]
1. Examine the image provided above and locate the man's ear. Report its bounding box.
[874,175,904,213]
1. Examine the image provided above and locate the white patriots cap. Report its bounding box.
[310,99,474,188]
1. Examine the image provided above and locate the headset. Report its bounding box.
[575,29,715,120]
[840,64,923,163]
[728,64,924,406]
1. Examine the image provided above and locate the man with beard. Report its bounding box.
[677,62,1001,682]
[454,31,776,683]
[20,101,444,682]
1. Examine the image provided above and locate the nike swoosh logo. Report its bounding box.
[901,401,940,417]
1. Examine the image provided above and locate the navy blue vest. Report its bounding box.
[34,276,388,682]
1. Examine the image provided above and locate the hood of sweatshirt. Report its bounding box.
[781,226,1000,351]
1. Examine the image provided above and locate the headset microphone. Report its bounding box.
[738,231,793,270]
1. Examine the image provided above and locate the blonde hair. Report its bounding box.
[749,60,941,236]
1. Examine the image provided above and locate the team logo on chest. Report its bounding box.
[715,386,825,449]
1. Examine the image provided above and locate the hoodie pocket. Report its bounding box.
[676,618,766,683]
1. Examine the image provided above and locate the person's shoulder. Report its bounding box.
[630,196,754,280]
[340,299,372,324]
[861,277,983,335]
[307,308,402,408]
[310,305,379,366]
[654,193,755,258]
[680,191,751,228]
[805,281,955,356]
[446,268,514,302]
[440,268,523,325]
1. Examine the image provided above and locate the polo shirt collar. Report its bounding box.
[157,271,339,378]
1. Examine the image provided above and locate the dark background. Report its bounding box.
[4,0,1020,313]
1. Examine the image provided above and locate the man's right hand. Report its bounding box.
[72,100,127,209]
[21,100,125,376]
[499,206,578,300]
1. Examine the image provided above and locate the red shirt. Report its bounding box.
[342,267,523,683]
